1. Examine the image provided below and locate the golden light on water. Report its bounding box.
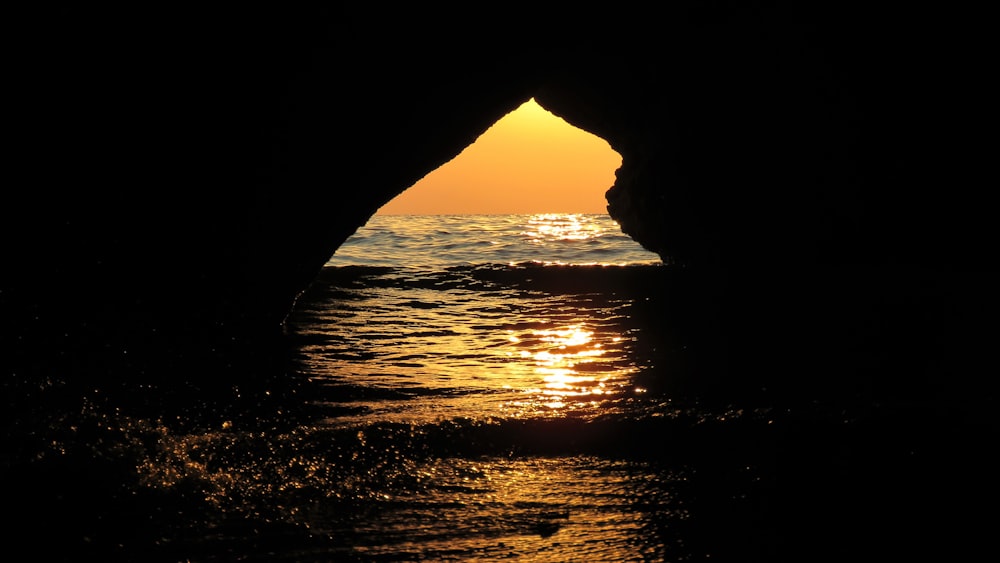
[300,212,664,424]
[508,214,634,412]
[523,213,604,243]
[504,323,637,413]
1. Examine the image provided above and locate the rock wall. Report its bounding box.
[5,5,997,408]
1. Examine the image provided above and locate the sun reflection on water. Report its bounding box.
[503,323,642,415]
[293,212,667,425]
[523,213,605,243]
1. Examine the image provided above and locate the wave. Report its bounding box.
[326,213,664,269]
[310,262,669,296]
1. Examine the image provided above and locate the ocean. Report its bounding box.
[304,214,662,424]
[303,213,668,426]
[269,214,770,561]
[323,213,664,270]
[11,213,786,562]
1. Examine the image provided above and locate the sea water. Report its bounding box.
[323,213,664,269]
[44,213,775,561]
[263,214,767,561]
[15,214,980,561]
[301,214,668,426]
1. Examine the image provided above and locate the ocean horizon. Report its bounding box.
[325,212,664,269]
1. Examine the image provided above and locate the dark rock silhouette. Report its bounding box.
[3,4,998,561]
[7,4,995,405]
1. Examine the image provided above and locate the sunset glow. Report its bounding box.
[376,98,622,215]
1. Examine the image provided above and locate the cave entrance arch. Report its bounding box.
[286,97,670,423]
[323,97,662,269]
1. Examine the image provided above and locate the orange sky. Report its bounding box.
[376,99,622,215]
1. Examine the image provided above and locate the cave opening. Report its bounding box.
[286,98,671,426]
[324,97,657,269]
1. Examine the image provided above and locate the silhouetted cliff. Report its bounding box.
[5,3,997,414]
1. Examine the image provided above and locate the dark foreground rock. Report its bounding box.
[3,3,998,561]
